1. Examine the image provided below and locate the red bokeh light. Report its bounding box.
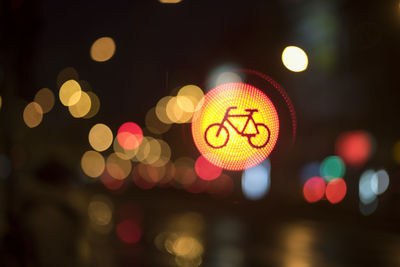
[303,177,325,203]
[184,178,209,193]
[132,167,156,190]
[195,155,222,181]
[117,122,143,150]
[101,171,124,190]
[335,131,372,168]
[116,219,141,244]
[326,178,347,204]
[207,174,234,198]
[174,166,197,186]
[158,162,175,187]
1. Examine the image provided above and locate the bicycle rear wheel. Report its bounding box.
[248,124,270,148]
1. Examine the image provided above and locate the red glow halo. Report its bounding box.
[192,83,279,171]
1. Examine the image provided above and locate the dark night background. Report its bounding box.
[1,0,400,266]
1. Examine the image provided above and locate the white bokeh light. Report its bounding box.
[282,46,309,72]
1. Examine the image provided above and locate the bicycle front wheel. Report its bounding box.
[248,123,271,148]
[205,123,229,149]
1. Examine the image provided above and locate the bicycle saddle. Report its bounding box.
[245,108,259,112]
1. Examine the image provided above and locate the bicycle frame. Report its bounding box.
[217,107,259,137]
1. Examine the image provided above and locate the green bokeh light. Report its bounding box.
[320,156,345,182]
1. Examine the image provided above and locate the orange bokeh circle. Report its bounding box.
[192,83,279,171]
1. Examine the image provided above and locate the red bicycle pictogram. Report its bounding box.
[204,106,271,149]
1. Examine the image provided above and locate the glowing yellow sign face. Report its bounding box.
[192,83,279,171]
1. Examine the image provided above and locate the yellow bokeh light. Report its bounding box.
[88,201,112,226]
[156,96,174,124]
[90,37,116,62]
[176,95,195,113]
[154,232,169,251]
[393,141,400,164]
[177,85,204,112]
[178,167,197,186]
[81,150,105,178]
[174,157,196,185]
[143,138,162,165]
[106,153,132,180]
[152,139,171,167]
[34,88,55,113]
[175,157,195,168]
[68,91,92,118]
[89,123,113,152]
[158,161,176,185]
[23,102,43,128]
[282,46,308,72]
[59,79,82,106]
[158,213,205,266]
[133,137,163,165]
[166,97,192,124]
[133,137,151,163]
[175,256,202,267]
[113,136,138,160]
[192,83,279,171]
[84,91,101,119]
[145,107,171,134]
[88,195,113,226]
[137,163,166,183]
[172,236,203,259]
[0,95,2,109]
[166,97,180,122]
[165,233,179,254]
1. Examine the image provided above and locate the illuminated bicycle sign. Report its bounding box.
[192,82,279,171]
[205,107,270,149]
